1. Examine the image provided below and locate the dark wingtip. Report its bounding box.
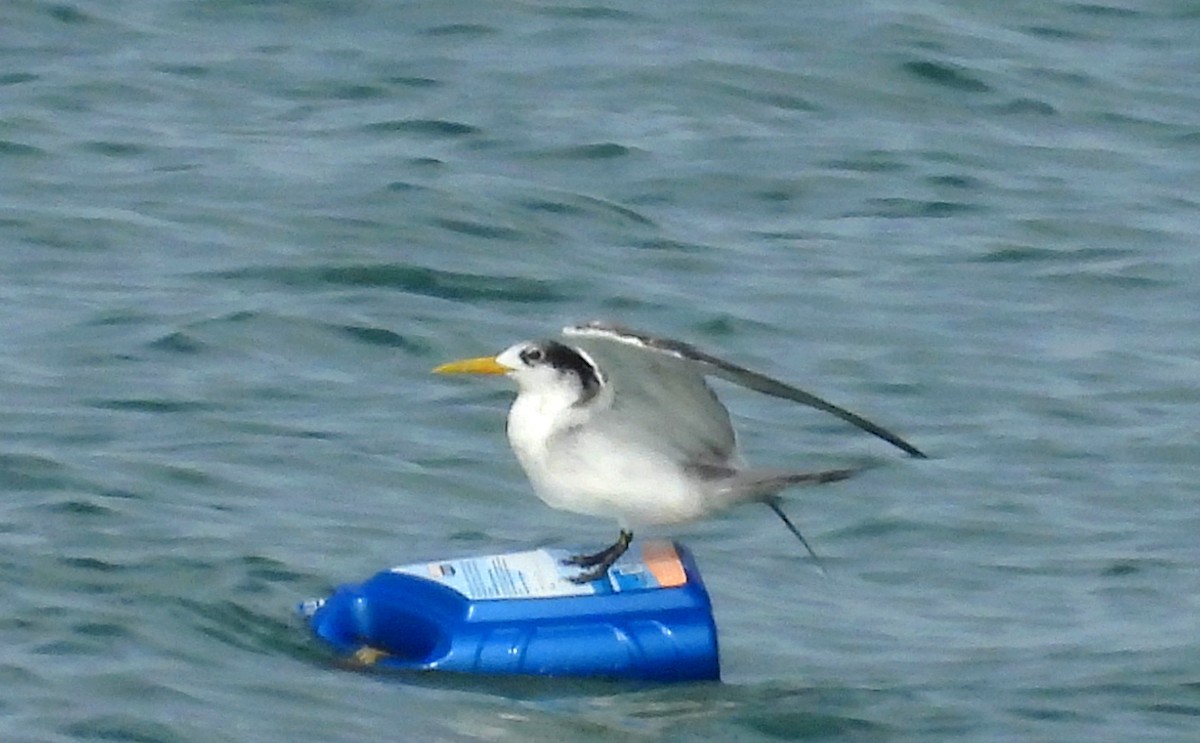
[765,498,826,575]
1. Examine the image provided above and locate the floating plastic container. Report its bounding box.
[301,540,719,682]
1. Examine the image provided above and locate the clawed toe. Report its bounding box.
[566,564,611,584]
[560,529,633,582]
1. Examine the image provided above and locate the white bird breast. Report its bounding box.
[506,388,714,527]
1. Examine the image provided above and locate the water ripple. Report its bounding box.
[0,140,44,158]
[534,142,640,160]
[209,263,571,303]
[902,60,992,93]
[420,23,498,38]
[360,118,480,137]
[335,324,430,352]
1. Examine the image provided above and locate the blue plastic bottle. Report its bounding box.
[301,540,719,682]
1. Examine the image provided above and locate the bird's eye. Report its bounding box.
[520,347,545,364]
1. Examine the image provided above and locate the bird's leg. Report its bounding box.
[562,529,633,584]
[563,529,633,568]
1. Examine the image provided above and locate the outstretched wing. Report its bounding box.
[559,323,737,465]
[563,321,926,458]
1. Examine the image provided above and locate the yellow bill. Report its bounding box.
[432,356,509,375]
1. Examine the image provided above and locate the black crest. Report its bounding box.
[525,340,602,402]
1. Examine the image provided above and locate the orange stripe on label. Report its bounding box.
[641,541,686,588]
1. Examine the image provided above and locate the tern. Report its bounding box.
[434,321,925,583]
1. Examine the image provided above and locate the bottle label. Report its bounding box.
[391,540,687,600]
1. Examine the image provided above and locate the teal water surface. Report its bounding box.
[2,1,1198,741]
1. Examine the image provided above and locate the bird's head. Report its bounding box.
[434,340,603,402]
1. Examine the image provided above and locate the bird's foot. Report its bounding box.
[562,529,633,584]
[566,563,613,585]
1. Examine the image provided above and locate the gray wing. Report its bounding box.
[563,321,926,459]
[559,324,737,465]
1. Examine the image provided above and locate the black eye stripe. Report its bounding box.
[527,340,602,400]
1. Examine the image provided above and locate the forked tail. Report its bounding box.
[735,467,858,498]
[720,467,860,574]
